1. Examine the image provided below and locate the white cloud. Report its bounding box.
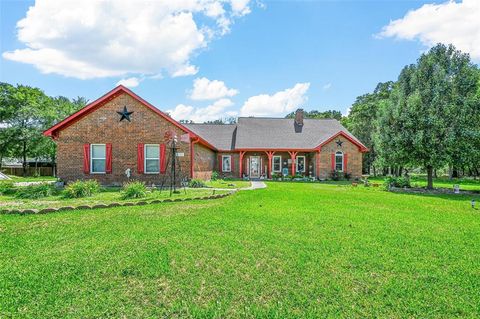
[167,98,235,122]
[189,77,238,100]
[378,0,480,60]
[322,83,332,90]
[240,83,310,117]
[2,0,253,79]
[116,77,141,88]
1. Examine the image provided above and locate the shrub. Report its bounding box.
[188,179,207,188]
[211,171,220,181]
[384,176,411,188]
[330,170,342,181]
[122,181,147,199]
[16,183,55,199]
[63,180,100,198]
[343,172,352,180]
[271,172,280,180]
[0,181,16,196]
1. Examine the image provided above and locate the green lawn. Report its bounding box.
[368,175,480,191]
[0,187,228,210]
[1,183,479,318]
[5,175,58,183]
[204,179,251,189]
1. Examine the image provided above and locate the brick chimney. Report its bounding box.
[294,108,304,126]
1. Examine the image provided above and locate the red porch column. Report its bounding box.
[265,151,275,178]
[316,149,321,179]
[288,151,298,176]
[239,151,245,178]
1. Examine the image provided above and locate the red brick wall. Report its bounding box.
[56,92,192,185]
[193,143,215,180]
[217,152,240,178]
[317,136,363,179]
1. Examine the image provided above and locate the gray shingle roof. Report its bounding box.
[186,118,365,151]
[184,124,237,150]
[235,117,362,149]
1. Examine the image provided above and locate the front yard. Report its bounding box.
[0,187,228,211]
[1,183,479,318]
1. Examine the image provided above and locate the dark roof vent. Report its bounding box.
[294,108,304,133]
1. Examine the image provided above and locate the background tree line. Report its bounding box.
[0,83,86,176]
[284,44,480,188]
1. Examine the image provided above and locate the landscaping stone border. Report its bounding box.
[0,191,235,215]
[389,186,480,195]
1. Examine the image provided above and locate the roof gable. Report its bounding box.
[43,85,217,150]
[234,117,367,151]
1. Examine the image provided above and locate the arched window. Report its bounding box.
[335,151,343,172]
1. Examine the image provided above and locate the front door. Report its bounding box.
[249,156,260,178]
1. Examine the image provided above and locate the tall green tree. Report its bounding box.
[375,44,480,188]
[345,82,393,175]
[0,83,86,176]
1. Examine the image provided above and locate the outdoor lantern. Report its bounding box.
[472,199,476,209]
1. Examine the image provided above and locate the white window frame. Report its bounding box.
[144,144,160,174]
[90,144,106,174]
[222,155,232,172]
[296,155,306,173]
[335,151,344,172]
[272,155,282,172]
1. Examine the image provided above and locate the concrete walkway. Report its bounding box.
[245,181,267,190]
[198,181,267,192]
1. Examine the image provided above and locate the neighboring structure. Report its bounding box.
[44,86,367,184]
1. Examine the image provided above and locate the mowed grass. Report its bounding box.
[1,183,479,318]
[204,179,251,189]
[368,175,480,191]
[0,188,227,210]
[5,175,57,183]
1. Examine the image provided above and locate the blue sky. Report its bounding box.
[1,0,478,122]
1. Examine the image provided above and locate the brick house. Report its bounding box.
[44,85,368,185]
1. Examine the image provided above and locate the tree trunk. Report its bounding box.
[22,140,27,177]
[373,165,376,177]
[426,166,434,190]
[434,169,437,178]
[452,167,459,178]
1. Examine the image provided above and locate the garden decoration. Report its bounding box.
[158,130,188,196]
[453,184,460,194]
[472,199,476,209]
[116,105,133,122]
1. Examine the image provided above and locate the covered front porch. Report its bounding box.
[238,150,319,179]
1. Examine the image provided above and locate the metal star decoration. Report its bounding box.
[117,106,134,122]
[336,139,343,147]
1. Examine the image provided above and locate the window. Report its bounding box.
[222,155,231,172]
[335,151,343,171]
[145,144,160,174]
[296,156,305,173]
[91,144,106,173]
[272,155,282,172]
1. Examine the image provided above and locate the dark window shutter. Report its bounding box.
[106,143,112,174]
[137,143,144,173]
[83,144,90,174]
[160,144,166,173]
